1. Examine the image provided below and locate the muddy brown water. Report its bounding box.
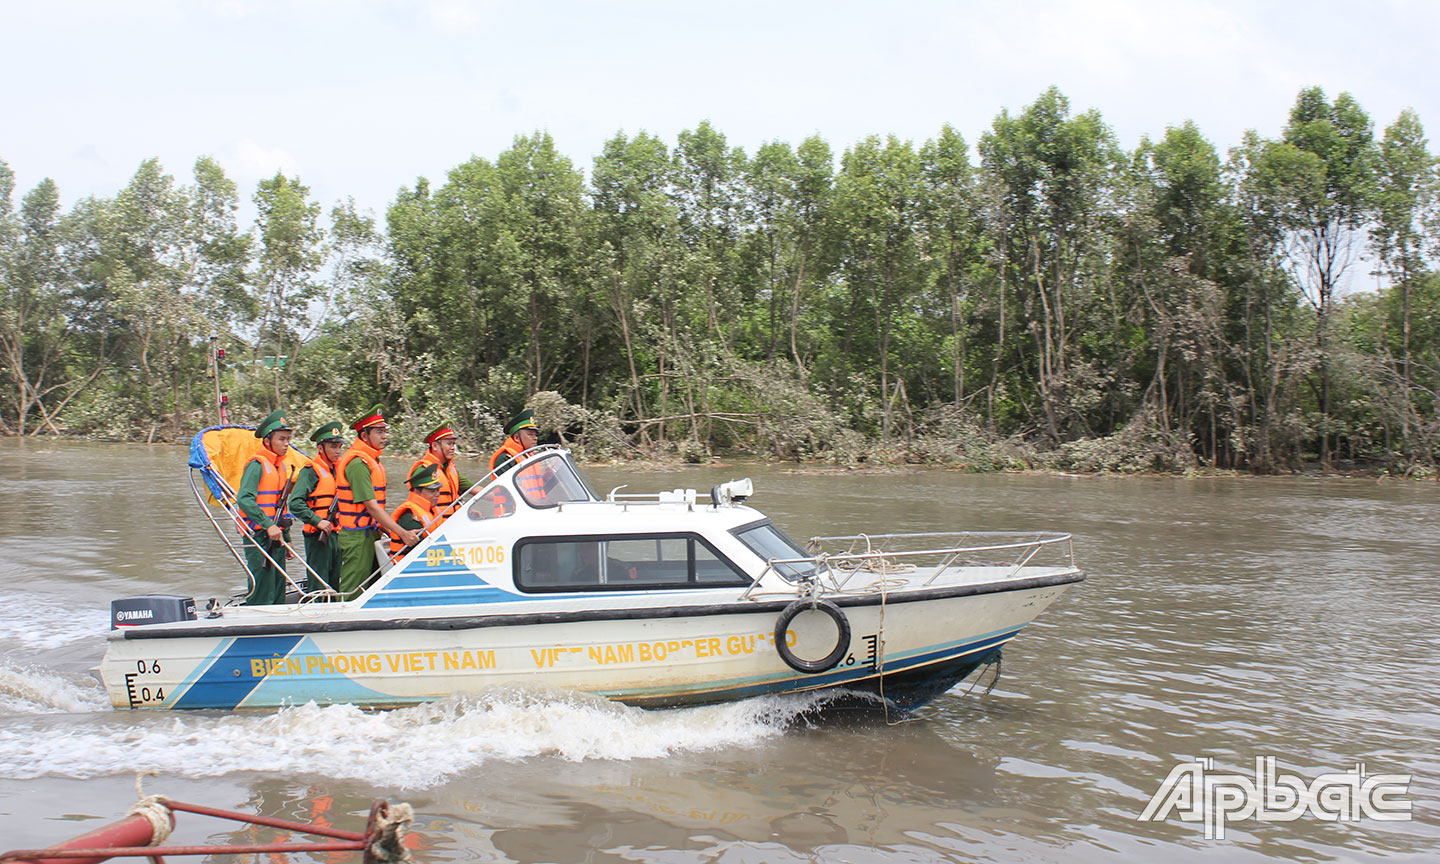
[0,439,1435,861]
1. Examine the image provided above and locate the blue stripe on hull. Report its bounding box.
[382,573,496,590]
[362,588,518,608]
[171,635,302,709]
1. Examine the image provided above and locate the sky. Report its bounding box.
[2,0,1437,224]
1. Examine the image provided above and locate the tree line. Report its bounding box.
[2,86,1438,474]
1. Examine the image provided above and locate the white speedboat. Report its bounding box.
[99,434,1083,711]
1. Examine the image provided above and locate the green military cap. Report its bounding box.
[254,409,291,439]
[407,462,442,489]
[309,421,345,444]
[504,408,537,436]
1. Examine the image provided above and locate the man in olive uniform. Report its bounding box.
[289,420,345,593]
[489,409,540,477]
[236,409,295,606]
[411,425,471,518]
[387,462,443,562]
[334,407,419,597]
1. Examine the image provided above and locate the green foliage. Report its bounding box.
[252,172,324,405]
[2,86,1438,474]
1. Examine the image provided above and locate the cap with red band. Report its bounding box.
[351,405,387,433]
[424,426,457,445]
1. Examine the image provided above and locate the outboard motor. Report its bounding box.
[111,595,197,629]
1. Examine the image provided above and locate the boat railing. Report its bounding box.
[339,445,586,601]
[188,466,345,606]
[595,485,703,509]
[739,531,1075,600]
[450,444,595,511]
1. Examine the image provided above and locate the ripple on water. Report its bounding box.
[3,449,1438,862]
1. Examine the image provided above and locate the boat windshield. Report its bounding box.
[515,453,595,508]
[733,521,817,581]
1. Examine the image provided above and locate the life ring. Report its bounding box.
[774,599,850,673]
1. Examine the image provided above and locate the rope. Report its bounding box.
[828,533,918,577]
[877,575,890,723]
[831,556,916,575]
[367,802,415,863]
[964,653,1003,696]
[128,772,174,846]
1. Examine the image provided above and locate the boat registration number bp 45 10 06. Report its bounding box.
[426,542,506,568]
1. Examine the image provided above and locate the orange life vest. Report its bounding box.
[488,487,515,518]
[411,450,461,515]
[334,439,387,531]
[301,454,338,534]
[241,448,290,532]
[388,493,437,557]
[488,437,525,473]
[489,436,545,498]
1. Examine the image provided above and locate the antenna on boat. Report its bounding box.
[207,335,229,425]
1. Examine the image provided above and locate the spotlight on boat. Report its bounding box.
[711,478,753,506]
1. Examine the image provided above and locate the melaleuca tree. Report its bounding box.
[740,135,836,387]
[979,88,1121,443]
[0,176,82,435]
[832,135,927,440]
[1373,111,1436,414]
[590,130,678,441]
[252,172,324,405]
[919,124,986,407]
[1240,88,1378,465]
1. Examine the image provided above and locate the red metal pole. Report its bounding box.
[4,811,171,864]
[1,798,404,863]
[2,842,365,860]
[158,799,366,841]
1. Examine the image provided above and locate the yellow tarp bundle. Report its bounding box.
[197,426,310,506]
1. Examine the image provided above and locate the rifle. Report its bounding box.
[269,467,298,558]
[318,460,342,546]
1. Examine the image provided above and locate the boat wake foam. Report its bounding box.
[0,688,835,788]
[0,660,109,715]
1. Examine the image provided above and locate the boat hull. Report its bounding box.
[100,576,1075,712]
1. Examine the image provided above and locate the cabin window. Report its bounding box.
[514,534,749,592]
[466,487,516,521]
[514,454,594,509]
[732,521,817,581]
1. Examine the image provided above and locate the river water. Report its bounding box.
[0,439,1435,861]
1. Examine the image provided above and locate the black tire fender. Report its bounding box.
[774,599,851,674]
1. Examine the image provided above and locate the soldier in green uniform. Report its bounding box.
[334,407,418,598]
[289,420,345,593]
[236,409,295,606]
[489,408,540,477]
[385,463,443,562]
